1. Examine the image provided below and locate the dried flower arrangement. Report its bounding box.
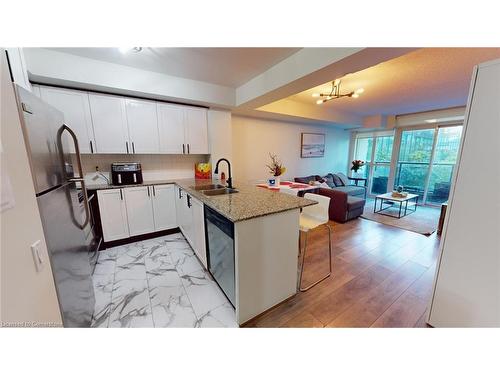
[266,153,286,177]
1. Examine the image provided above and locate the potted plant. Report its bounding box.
[350,159,365,176]
[266,153,286,186]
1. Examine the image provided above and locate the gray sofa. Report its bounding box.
[294,173,366,223]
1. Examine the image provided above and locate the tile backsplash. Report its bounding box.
[75,154,209,184]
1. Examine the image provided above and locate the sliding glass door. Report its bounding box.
[426,126,463,205]
[394,125,463,205]
[353,132,394,195]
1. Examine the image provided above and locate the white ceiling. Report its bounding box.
[46,47,301,88]
[289,48,500,117]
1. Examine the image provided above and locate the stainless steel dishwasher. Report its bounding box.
[205,206,235,307]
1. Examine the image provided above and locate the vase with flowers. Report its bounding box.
[350,159,365,177]
[266,153,286,186]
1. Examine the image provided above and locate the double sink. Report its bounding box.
[190,183,239,196]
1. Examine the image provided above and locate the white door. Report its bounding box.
[123,186,155,237]
[125,98,160,154]
[157,103,186,154]
[191,197,207,268]
[97,189,129,242]
[40,86,95,153]
[88,93,129,154]
[152,184,177,231]
[185,107,209,154]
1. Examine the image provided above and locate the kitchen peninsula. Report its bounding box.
[86,178,316,325]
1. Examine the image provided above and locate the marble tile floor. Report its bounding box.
[91,233,237,328]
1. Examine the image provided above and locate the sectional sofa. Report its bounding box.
[294,173,366,223]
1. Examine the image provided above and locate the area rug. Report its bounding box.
[361,198,440,236]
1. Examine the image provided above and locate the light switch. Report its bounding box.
[31,240,44,272]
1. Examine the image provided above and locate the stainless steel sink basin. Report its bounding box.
[203,188,239,196]
[190,184,225,191]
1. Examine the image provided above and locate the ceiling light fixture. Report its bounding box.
[118,47,143,54]
[312,80,364,104]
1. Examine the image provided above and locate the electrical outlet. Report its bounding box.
[30,240,44,272]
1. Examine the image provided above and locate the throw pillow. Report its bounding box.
[322,174,336,188]
[336,172,350,186]
[319,181,330,189]
[332,174,344,186]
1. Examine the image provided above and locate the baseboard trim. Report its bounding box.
[101,227,181,249]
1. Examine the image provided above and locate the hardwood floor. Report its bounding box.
[244,217,441,328]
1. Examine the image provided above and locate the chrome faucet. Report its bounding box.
[214,158,233,189]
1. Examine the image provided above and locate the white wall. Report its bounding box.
[208,109,232,178]
[80,153,209,185]
[231,115,350,183]
[0,50,62,326]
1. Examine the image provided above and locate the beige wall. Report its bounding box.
[0,50,62,326]
[231,115,350,183]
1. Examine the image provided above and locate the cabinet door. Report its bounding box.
[157,103,186,154]
[191,197,207,268]
[125,98,160,154]
[185,107,209,154]
[123,186,155,237]
[88,93,129,154]
[97,189,129,242]
[152,184,177,231]
[40,86,95,153]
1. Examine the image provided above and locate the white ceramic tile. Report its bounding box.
[196,302,237,328]
[150,285,198,328]
[109,279,153,328]
[180,270,229,318]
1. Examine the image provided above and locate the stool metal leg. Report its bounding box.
[298,223,333,292]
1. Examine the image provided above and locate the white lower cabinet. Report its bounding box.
[191,197,207,268]
[175,187,207,268]
[98,184,177,242]
[123,186,155,237]
[152,184,177,231]
[97,189,129,242]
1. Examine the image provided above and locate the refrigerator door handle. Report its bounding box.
[57,124,90,229]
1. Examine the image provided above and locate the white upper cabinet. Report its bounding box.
[157,103,186,154]
[88,93,129,154]
[152,184,177,231]
[125,98,160,154]
[185,107,209,154]
[36,84,209,155]
[123,186,155,237]
[39,86,95,153]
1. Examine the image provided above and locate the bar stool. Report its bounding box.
[298,193,332,292]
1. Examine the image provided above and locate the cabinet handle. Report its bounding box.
[132,142,135,154]
[153,186,156,196]
[178,188,182,199]
[119,189,123,200]
[147,186,150,197]
[126,141,129,154]
[89,140,94,154]
[187,195,191,208]
[182,144,185,154]
[187,143,190,154]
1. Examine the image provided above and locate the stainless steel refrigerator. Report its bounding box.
[15,85,97,327]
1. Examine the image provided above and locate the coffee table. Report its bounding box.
[374,192,419,218]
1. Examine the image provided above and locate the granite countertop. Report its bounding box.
[86,178,317,222]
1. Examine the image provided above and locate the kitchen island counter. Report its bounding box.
[86,178,316,222]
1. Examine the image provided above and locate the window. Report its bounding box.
[394,125,463,205]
